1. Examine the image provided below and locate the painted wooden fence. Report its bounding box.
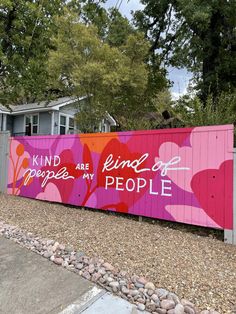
[7,125,234,230]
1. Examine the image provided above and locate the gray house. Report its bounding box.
[0,97,116,136]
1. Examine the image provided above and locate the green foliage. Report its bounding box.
[0,0,168,132]
[0,0,65,104]
[134,0,236,101]
[106,8,135,47]
[48,9,154,131]
[171,92,236,127]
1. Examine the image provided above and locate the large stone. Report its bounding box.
[160,299,175,310]
[121,286,130,295]
[98,267,106,275]
[174,304,185,314]
[69,255,76,262]
[91,272,101,282]
[130,289,139,297]
[58,244,65,251]
[53,257,64,265]
[137,297,145,304]
[103,262,114,271]
[62,261,69,268]
[106,276,114,283]
[52,242,60,252]
[88,264,95,274]
[155,309,167,314]
[151,294,159,303]
[82,271,91,281]
[137,303,146,311]
[137,277,148,286]
[145,282,155,291]
[119,280,126,286]
[184,305,196,314]
[146,301,156,312]
[156,288,169,300]
[109,281,120,289]
[167,293,180,304]
[43,251,53,258]
[75,263,84,270]
[131,275,139,283]
[147,289,154,296]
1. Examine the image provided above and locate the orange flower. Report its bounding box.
[16,144,25,157]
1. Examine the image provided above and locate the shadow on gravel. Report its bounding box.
[65,203,224,242]
[8,194,224,242]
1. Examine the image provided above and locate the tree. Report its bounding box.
[48,9,152,131]
[134,0,236,102]
[170,92,236,128]
[0,0,65,105]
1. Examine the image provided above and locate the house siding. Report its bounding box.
[6,116,13,134]
[39,112,51,135]
[54,111,59,134]
[0,114,3,131]
[13,115,25,135]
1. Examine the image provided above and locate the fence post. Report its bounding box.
[224,148,236,245]
[0,131,10,193]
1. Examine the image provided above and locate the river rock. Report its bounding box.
[43,251,53,258]
[151,294,159,302]
[137,277,148,286]
[146,301,156,312]
[174,304,185,314]
[156,288,169,300]
[155,309,167,314]
[75,263,84,270]
[137,303,145,311]
[82,271,91,281]
[130,289,139,297]
[109,281,120,289]
[147,289,154,296]
[121,286,130,295]
[103,262,114,271]
[53,257,64,265]
[145,282,155,291]
[160,299,175,310]
[184,305,196,314]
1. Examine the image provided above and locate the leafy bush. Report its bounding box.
[172,92,236,127]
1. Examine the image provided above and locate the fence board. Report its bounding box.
[6,125,234,230]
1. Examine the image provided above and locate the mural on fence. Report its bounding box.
[7,125,233,229]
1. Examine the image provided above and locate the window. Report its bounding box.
[69,117,74,133]
[60,115,66,135]
[25,114,38,135]
[59,114,74,135]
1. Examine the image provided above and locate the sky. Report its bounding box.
[104,0,192,98]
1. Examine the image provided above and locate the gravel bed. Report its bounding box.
[0,194,235,313]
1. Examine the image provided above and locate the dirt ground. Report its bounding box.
[0,193,235,313]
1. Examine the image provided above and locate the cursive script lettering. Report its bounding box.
[102,154,189,176]
[23,167,74,187]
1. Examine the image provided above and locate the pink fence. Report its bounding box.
[7,125,234,230]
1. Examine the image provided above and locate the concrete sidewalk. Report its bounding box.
[0,236,145,314]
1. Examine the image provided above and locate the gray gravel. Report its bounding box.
[0,194,235,313]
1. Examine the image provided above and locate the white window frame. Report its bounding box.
[24,113,39,135]
[0,114,6,131]
[58,113,75,135]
